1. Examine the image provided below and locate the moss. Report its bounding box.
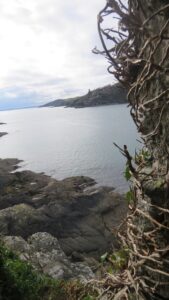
[11,203,34,213]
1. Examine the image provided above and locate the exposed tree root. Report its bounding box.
[83,1,169,299]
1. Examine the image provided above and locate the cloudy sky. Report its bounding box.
[0,0,115,110]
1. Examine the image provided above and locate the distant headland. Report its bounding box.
[42,83,127,108]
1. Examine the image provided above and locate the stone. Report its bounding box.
[0,159,127,258]
[1,232,94,281]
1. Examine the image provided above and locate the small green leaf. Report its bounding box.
[126,190,134,204]
[124,165,132,181]
[109,248,129,271]
[100,252,108,263]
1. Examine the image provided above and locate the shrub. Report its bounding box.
[0,244,66,300]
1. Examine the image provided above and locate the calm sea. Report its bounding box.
[0,105,139,191]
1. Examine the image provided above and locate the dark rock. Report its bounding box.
[0,159,127,259]
[0,132,7,137]
[1,232,94,281]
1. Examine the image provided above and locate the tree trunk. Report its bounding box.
[96,0,169,298]
[129,1,169,298]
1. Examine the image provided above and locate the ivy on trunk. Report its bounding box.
[87,1,169,299]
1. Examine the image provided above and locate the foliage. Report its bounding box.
[124,165,132,181]
[108,248,129,272]
[100,248,129,273]
[125,189,134,205]
[0,243,100,300]
[0,243,67,300]
[135,148,152,166]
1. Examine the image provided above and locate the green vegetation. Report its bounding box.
[0,243,68,300]
[0,243,99,300]
[100,248,129,273]
[135,148,152,166]
[108,248,129,272]
[124,165,132,181]
[125,189,134,205]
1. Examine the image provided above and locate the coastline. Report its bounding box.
[0,125,127,280]
[42,83,127,109]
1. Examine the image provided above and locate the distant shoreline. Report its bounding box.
[0,140,126,262]
[42,83,127,109]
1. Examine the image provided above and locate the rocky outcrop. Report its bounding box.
[2,232,94,281]
[0,159,127,258]
[0,158,127,282]
[42,83,127,108]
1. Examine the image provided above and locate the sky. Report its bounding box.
[0,0,115,110]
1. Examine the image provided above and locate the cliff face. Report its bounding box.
[42,83,127,108]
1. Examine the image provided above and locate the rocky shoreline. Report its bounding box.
[0,128,127,281]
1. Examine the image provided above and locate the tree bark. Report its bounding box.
[97,0,169,298]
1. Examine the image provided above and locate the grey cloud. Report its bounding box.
[0,0,114,109]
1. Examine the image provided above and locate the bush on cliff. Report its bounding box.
[0,243,97,300]
[0,243,67,300]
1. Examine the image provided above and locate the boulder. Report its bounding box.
[2,232,94,281]
[0,159,127,258]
